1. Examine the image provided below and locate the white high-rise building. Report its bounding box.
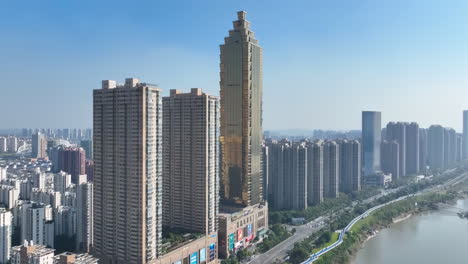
[0,138,6,153]
[33,172,46,190]
[463,110,468,159]
[19,202,53,246]
[93,78,162,263]
[76,181,93,253]
[0,185,19,210]
[0,167,6,182]
[0,209,12,264]
[54,171,72,194]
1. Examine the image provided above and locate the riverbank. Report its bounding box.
[310,191,457,264]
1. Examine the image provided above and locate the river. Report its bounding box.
[351,198,468,264]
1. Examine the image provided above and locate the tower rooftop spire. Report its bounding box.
[237,11,247,20]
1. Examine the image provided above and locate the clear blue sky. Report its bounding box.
[1,0,468,131]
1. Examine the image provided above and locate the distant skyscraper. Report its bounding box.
[289,144,308,210]
[428,125,445,169]
[444,128,456,168]
[262,145,269,202]
[456,134,463,162]
[32,132,47,159]
[266,141,286,210]
[0,138,6,153]
[162,88,219,235]
[381,140,400,180]
[220,11,263,206]
[362,111,381,176]
[339,140,361,193]
[405,123,420,175]
[307,142,323,205]
[93,78,162,263]
[323,141,339,199]
[419,128,428,171]
[463,110,468,159]
[386,122,407,177]
[80,140,93,160]
[7,136,18,153]
[0,209,11,264]
[57,147,86,184]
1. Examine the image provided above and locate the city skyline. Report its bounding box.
[3,1,468,131]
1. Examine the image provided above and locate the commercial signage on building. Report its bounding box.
[173,261,182,264]
[209,243,216,261]
[247,224,252,237]
[228,233,235,250]
[190,252,198,264]
[237,229,243,241]
[200,248,206,263]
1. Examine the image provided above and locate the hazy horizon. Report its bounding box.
[2,0,468,131]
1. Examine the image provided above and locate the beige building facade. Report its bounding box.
[162,88,219,235]
[93,78,162,264]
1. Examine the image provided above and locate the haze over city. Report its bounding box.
[2,0,468,130]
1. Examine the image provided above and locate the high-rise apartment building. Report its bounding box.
[262,145,269,202]
[339,140,361,193]
[93,78,162,263]
[444,128,457,167]
[80,140,93,160]
[323,141,339,199]
[386,122,407,177]
[307,142,323,205]
[57,147,86,183]
[0,209,11,264]
[362,111,381,176]
[162,88,219,235]
[0,138,6,153]
[289,144,308,210]
[463,110,468,159]
[19,202,53,246]
[220,11,263,206]
[32,132,47,159]
[405,122,420,175]
[419,128,428,171]
[77,181,93,253]
[428,125,445,169]
[381,140,399,180]
[266,141,286,210]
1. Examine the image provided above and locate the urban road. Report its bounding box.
[248,168,462,264]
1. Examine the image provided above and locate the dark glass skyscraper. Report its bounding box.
[362,111,381,176]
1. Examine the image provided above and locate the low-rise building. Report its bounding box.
[217,203,268,259]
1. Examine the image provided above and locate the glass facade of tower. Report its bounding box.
[220,11,263,206]
[362,111,381,176]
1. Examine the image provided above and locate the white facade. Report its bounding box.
[33,173,46,190]
[10,242,55,264]
[20,202,53,246]
[54,172,71,194]
[0,209,12,264]
[0,138,6,153]
[0,185,19,210]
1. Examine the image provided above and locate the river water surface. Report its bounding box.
[351,198,468,264]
